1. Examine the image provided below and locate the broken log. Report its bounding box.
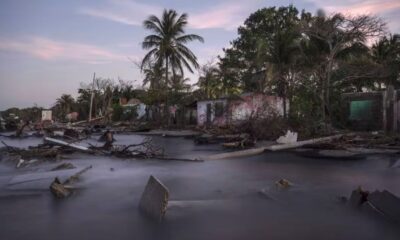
[203,134,345,160]
[64,165,92,185]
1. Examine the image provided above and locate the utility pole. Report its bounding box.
[88,72,96,122]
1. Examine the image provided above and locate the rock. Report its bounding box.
[139,175,169,221]
[49,177,71,198]
[349,186,369,207]
[51,162,76,171]
[276,130,298,144]
[275,179,292,189]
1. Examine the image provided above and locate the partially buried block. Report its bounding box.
[139,175,169,221]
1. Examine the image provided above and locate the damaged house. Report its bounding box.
[197,93,286,127]
[342,86,400,132]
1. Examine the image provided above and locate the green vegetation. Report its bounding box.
[2,6,398,134]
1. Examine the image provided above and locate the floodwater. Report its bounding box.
[0,134,399,240]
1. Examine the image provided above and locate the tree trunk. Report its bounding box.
[165,56,170,127]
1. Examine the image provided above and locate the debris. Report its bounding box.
[16,158,25,168]
[348,187,400,223]
[64,165,92,185]
[51,162,76,171]
[15,158,38,168]
[203,134,345,160]
[276,130,298,144]
[63,128,81,139]
[44,137,91,153]
[275,179,292,189]
[98,130,115,143]
[368,190,400,222]
[139,175,169,221]
[49,165,92,198]
[349,186,369,207]
[50,177,71,198]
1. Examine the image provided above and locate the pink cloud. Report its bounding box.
[309,0,400,15]
[189,5,246,30]
[0,37,128,64]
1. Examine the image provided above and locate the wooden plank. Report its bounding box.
[44,137,91,152]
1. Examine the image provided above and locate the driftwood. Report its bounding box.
[89,137,165,159]
[50,165,92,198]
[44,137,92,153]
[204,134,345,160]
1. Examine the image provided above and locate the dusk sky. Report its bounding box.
[0,0,399,110]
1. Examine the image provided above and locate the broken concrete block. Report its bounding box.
[368,190,400,222]
[349,187,369,207]
[50,177,71,198]
[139,175,169,221]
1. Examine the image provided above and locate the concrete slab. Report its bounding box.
[139,175,169,221]
[368,190,400,222]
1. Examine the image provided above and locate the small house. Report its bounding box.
[197,93,286,127]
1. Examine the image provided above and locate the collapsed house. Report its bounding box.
[341,86,399,132]
[197,93,286,127]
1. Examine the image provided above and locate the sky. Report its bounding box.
[0,0,399,110]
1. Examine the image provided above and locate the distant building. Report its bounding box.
[41,110,52,121]
[121,98,146,119]
[197,92,286,127]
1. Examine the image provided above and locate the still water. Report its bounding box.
[0,134,399,240]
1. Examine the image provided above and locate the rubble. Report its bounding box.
[50,165,92,198]
[50,177,72,198]
[348,187,400,223]
[139,175,169,221]
[44,137,91,153]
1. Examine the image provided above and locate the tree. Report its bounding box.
[141,9,204,87]
[302,11,386,126]
[141,9,203,125]
[54,94,75,120]
[370,34,400,88]
[197,62,223,99]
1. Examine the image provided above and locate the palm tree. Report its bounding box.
[142,62,165,90]
[141,9,204,87]
[55,94,75,120]
[197,63,223,99]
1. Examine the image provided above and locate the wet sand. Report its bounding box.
[0,134,399,240]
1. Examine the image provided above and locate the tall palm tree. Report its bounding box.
[141,9,204,87]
